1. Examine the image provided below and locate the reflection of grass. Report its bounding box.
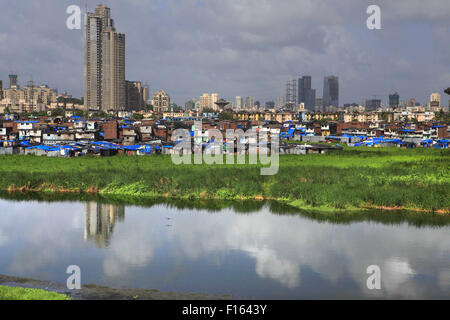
[1,192,450,227]
[0,285,70,300]
[0,147,448,213]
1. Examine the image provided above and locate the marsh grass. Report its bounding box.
[0,285,70,300]
[0,147,448,212]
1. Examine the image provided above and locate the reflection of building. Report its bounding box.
[84,202,125,248]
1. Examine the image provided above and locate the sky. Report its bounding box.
[0,0,449,107]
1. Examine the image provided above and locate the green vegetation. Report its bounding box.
[0,147,448,213]
[0,285,70,300]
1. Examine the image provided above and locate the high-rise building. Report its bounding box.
[235,96,243,110]
[277,96,285,109]
[0,80,3,99]
[323,76,339,108]
[285,78,297,110]
[389,92,400,109]
[429,93,441,111]
[315,98,323,111]
[125,81,145,111]
[84,5,126,111]
[9,74,18,88]
[143,84,149,105]
[200,93,219,110]
[298,76,316,111]
[245,96,255,109]
[185,99,196,110]
[153,90,170,113]
[365,99,381,111]
[200,93,212,110]
[211,93,219,111]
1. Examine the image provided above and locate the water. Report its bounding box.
[0,197,449,299]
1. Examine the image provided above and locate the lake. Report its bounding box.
[0,196,449,299]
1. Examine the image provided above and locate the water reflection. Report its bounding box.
[84,202,125,248]
[0,196,449,299]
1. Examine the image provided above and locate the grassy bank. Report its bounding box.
[0,147,449,213]
[0,285,69,300]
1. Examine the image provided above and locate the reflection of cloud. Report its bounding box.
[169,209,450,298]
[1,199,449,299]
[249,247,300,288]
[9,247,57,274]
[101,214,162,278]
[1,201,87,276]
[0,229,9,247]
[438,269,450,293]
[102,231,158,277]
[381,258,416,296]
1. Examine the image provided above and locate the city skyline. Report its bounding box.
[0,1,449,106]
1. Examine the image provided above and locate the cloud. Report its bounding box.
[0,1,448,105]
[0,1,449,105]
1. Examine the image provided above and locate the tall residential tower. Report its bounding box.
[323,76,339,108]
[298,76,316,111]
[84,5,125,111]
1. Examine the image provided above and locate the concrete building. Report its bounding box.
[153,90,170,113]
[276,96,285,109]
[323,76,339,108]
[245,96,255,110]
[365,99,381,111]
[200,93,219,111]
[235,96,243,110]
[389,92,400,109]
[298,76,316,111]
[0,83,56,113]
[9,74,18,89]
[125,81,145,111]
[84,5,126,111]
[429,93,441,111]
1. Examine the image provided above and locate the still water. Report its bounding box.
[0,197,449,299]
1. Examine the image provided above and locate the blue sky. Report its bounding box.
[0,0,449,107]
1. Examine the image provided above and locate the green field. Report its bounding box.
[0,285,69,300]
[0,147,449,213]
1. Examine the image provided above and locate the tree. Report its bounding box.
[133,113,144,120]
[50,107,65,117]
[57,97,83,105]
[218,112,234,120]
[202,107,215,113]
[444,88,450,95]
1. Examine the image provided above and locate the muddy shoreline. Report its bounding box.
[0,274,233,300]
